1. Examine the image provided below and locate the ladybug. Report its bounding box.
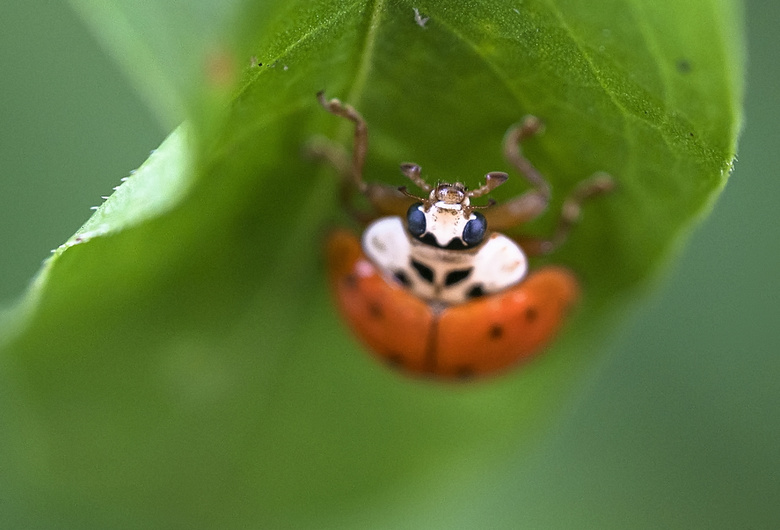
[316,91,613,380]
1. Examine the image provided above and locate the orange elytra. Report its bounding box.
[327,229,580,378]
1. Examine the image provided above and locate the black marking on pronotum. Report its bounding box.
[467,285,485,299]
[444,269,472,286]
[393,270,411,287]
[416,232,470,250]
[411,260,435,283]
[443,238,469,250]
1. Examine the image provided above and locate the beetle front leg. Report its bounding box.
[316,91,414,223]
[306,135,352,177]
[546,172,614,252]
[504,115,552,197]
[485,116,552,231]
[317,90,369,193]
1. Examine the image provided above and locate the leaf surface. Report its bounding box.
[0,0,743,527]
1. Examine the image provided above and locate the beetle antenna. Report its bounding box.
[400,163,433,192]
[398,185,426,202]
[468,172,509,198]
[469,198,497,210]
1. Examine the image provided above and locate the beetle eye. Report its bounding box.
[406,203,426,237]
[462,212,487,247]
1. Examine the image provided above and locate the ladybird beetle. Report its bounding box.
[316,91,613,380]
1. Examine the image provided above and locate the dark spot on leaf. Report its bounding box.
[677,59,692,73]
[411,260,435,283]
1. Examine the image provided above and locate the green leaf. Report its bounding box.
[0,0,743,527]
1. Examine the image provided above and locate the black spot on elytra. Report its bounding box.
[467,285,485,299]
[444,268,472,286]
[489,325,503,339]
[525,307,538,323]
[343,274,358,289]
[411,260,435,283]
[455,366,476,379]
[393,270,411,287]
[368,302,384,319]
[385,352,404,368]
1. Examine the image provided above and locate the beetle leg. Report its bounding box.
[317,91,415,222]
[317,91,369,193]
[513,173,615,256]
[305,135,351,177]
[305,134,372,223]
[484,116,552,230]
[504,115,552,198]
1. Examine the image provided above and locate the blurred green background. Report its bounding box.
[0,1,776,528]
